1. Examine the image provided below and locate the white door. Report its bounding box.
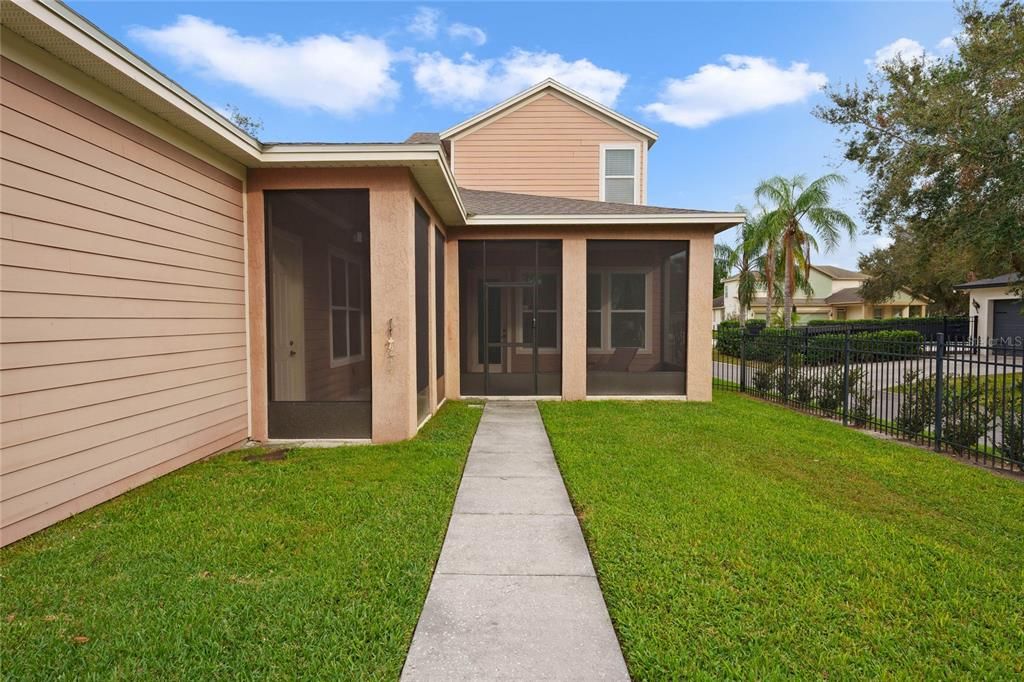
[272,229,306,400]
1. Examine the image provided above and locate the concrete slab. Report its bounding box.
[401,574,629,682]
[453,476,574,516]
[402,401,629,681]
[462,450,562,478]
[436,514,595,577]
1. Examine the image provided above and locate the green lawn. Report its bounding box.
[0,401,481,680]
[540,393,1024,679]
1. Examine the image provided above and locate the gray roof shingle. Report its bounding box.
[815,265,867,280]
[824,288,865,304]
[953,272,1022,290]
[459,187,712,216]
[405,132,441,144]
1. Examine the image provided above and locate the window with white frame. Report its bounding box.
[518,271,559,350]
[329,251,364,365]
[587,270,650,351]
[601,145,638,204]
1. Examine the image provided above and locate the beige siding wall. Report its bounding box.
[451,92,647,202]
[0,58,247,546]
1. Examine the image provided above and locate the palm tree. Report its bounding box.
[755,174,858,328]
[715,208,764,323]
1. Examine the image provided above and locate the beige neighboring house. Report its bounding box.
[719,264,930,325]
[0,1,743,545]
[953,273,1023,348]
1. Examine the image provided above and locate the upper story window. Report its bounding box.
[601,144,640,204]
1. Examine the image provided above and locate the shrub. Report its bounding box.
[793,373,816,404]
[744,319,767,334]
[715,320,742,357]
[896,370,934,436]
[998,387,1024,464]
[752,366,775,393]
[816,367,846,412]
[848,368,873,426]
[805,330,925,365]
[942,384,991,454]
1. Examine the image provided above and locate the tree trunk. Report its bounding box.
[764,246,774,325]
[783,230,795,329]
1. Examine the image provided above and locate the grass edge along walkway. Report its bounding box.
[0,401,482,680]
[540,392,1024,679]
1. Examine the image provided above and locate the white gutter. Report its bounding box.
[466,213,746,227]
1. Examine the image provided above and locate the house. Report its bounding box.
[719,264,930,324]
[953,273,1023,348]
[0,0,743,545]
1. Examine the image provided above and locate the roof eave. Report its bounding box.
[256,144,467,226]
[3,0,262,164]
[440,78,659,145]
[465,212,744,231]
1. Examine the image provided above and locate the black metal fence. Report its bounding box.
[712,329,1024,472]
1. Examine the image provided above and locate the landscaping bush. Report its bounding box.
[998,386,1024,465]
[752,366,775,393]
[805,330,925,365]
[896,370,934,436]
[744,318,767,334]
[715,320,742,357]
[792,373,816,404]
[816,367,845,412]
[942,383,992,454]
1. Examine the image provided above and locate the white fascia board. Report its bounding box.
[22,0,262,160]
[466,213,745,227]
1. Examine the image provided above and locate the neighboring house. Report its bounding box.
[953,273,1023,348]
[712,296,725,328]
[720,264,930,324]
[0,1,743,545]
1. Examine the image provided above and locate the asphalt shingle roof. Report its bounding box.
[824,288,865,304]
[459,187,711,216]
[953,272,1022,290]
[405,132,442,144]
[815,265,867,280]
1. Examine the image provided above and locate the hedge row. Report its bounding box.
[716,327,925,365]
[806,316,960,327]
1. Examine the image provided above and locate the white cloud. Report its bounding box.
[407,7,441,39]
[413,49,628,108]
[865,38,936,68]
[130,16,398,117]
[641,55,827,128]
[448,22,487,46]
[936,35,957,51]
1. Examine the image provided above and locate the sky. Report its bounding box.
[70,1,961,270]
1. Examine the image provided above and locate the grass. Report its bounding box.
[540,392,1024,679]
[0,401,482,680]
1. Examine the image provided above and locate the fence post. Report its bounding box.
[842,328,850,426]
[739,330,747,392]
[783,331,791,401]
[934,332,944,452]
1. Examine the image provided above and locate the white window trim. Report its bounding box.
[587,268,653,354]
[328,247,366,368]
[514,267,561,354]
[599,143,642,205]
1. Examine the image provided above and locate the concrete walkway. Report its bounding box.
[401,401,629,681]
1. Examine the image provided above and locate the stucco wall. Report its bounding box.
[0,57,247,546]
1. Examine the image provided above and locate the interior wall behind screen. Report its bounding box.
[265,189,372,438]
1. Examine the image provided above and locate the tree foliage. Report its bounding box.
[224,104,264,138]
[816,1,1024,298]
[755,174,858,328]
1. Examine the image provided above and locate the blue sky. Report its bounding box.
[71,1,960,269]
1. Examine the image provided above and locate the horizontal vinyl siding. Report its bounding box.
[452,92,646,201]
[0,57,247,546]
